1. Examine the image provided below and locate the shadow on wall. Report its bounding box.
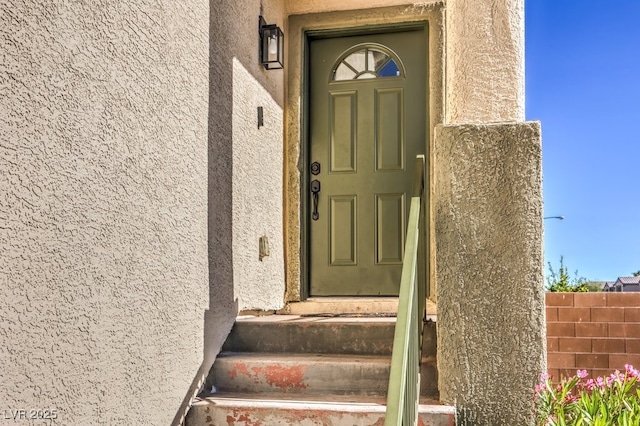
[171,3,238,424]
[172,1,286,423]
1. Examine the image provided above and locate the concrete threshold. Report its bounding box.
[275,297,437,321]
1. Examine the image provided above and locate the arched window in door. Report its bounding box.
[331,43,405,82]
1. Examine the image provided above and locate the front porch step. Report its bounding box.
[212,353,391,396]
[222,315,396,355]
[185,315,449,425]
[187,394,456,426]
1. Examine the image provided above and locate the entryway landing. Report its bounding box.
[277,297,437,320]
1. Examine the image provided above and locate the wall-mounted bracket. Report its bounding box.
[259,235,270,261]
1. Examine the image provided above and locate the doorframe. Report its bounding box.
[284,4,445,303]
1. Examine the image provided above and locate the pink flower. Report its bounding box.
[625,364,639,378]
[577,369,588,379]
[540,372,550,382]
[564,393,577,403]
[609,371,623,384]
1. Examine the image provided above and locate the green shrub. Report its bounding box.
[547,256,590,292]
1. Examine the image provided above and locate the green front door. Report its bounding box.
[308,29,427,296]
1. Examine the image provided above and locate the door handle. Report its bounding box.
[310,179,321,220]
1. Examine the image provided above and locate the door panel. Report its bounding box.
[309,29,427,296]
[329,91,357,173]
[375,193,405,265]
[329,195,357,265]
[375,88,404,171]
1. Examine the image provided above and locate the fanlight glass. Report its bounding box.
[332,46,402,81]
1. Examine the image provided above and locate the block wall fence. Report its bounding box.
[546,293,640,380]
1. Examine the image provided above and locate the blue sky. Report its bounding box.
[525,1,640,282]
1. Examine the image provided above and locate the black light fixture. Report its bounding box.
[259,16,284,70]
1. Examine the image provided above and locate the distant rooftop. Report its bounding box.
[617,276,640,285]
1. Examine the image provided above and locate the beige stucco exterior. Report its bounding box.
[208,0,286,314]
[1,0,544,424]
[435,122,544,425]
[445,0,526,123]
[1,1,209,424]
[287,0,428,15]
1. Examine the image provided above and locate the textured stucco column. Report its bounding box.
[445,0,525,122]
[435,122,545,425]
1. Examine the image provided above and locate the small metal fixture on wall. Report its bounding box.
[259,16,284,70]
[259,235,270,261]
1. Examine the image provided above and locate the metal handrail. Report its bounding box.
[385,155,427,426]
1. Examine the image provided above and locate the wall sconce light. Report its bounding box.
[259,16,284,70]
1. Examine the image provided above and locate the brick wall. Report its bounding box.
[546,293,640,380]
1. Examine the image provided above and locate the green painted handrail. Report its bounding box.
[385,155,427,426]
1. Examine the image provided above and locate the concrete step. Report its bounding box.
[189,315,445,424]
[186,393,456,426]
[212,353,391,396]
[218,316,439,399]
[222,315,437,356]
[222,315,397,355]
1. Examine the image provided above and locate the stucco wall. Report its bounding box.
[1,1,209,424]
[207,0,286,316]
[286,0,440,15]
[435,122,545,425]
[445,0,525,123]
[231,58,285,309]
